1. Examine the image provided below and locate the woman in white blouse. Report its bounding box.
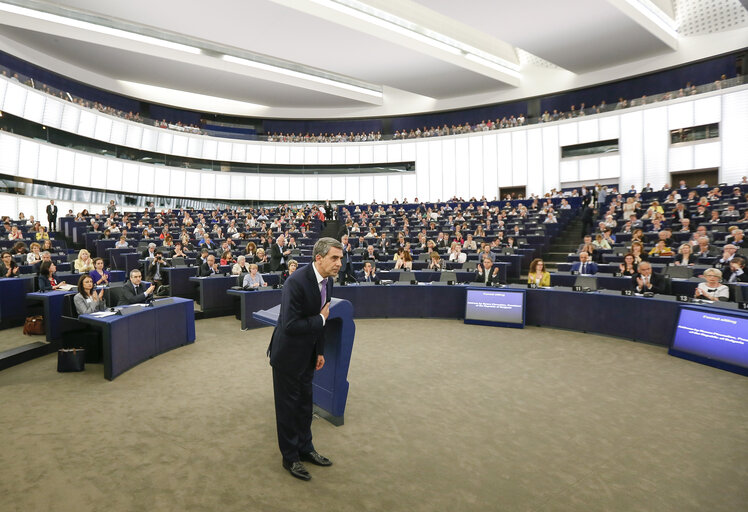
[694,268,729,301]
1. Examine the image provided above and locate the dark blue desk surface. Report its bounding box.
[78,297,195,380]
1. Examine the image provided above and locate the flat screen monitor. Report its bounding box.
[464,288,525,328]
[669,307,748,376]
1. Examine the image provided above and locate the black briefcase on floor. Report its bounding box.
[57,348,85,372]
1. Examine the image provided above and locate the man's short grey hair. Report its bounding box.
[313,237,343,259]
[148,242,156,248]
[41,251,50,257]
[129,269,142,277]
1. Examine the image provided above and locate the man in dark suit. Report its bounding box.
[571,252,598,275]
[141,243,157,260]
[630,262,667,294]
[338,234,355,284]
[46,200,58,232]
[118,269,156,305]
[473,257,502,285]
[356,260,379,283]
[199,254,220,277]
[267,237,343,481]
[269,234,291,272]
[362,244,379,262]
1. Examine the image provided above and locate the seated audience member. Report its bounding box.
[7,225,22,240]
[714,244,738,280]
[479,243,495,263]
[231,255,252,275]
[115,235,129,248]
[11,241,27,255]
[38,261,66,291]
[527,258,551,287]
[145,251,170,287]
[448,245,467,264]
[592,233,611,251]
[463,234,477,252]
[726,256,747,283]
[357,261,380,283]
[571,251,598,275]
[394,248,414,270]
[242,264,266,289]
[74,249,95,274]
[474,257,502,285]
[26,242,42,265]
[363,244,379,262]
[89,258,111,285]
[199,254,221,277]
[694,268,729,301]
[630,262,667,294]
[172,241,187,258]
[726,229,744,247]
[74,274,106,315]
[674,244,695,266]
[118,269,156,305]
[280,260,298,284]
[619,253,638,276]
[255,248,268,267]
[427,251,446,271]
[220,250,235,266]
[693,237,719,258]
[142,243,158,260]
[0,251,19,278]
[648,240,674,257]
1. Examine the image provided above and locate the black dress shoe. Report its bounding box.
[282,459,311,481]
[300,450,333,466]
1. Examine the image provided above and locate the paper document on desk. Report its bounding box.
[89,311,117,318]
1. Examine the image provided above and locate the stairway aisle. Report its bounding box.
[540,214,584,275]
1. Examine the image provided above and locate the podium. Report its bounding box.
[253,297,355,426]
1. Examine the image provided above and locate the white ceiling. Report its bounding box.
[0,0,745,118]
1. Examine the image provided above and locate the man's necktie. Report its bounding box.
[582,263,586,274]
[320,277,328,309]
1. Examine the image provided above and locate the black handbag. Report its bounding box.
[57,348,85,372]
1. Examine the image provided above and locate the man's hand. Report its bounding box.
[316,355,325,371]
[146,284,156,295]
[320,302,330,320]
[636,277,644,289]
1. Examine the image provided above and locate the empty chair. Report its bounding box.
[398,271,417,282]
[418,252,431,261]
[439,271,457,283]
[664,265,693,279]
[171,257,186,267]
[573,275,598,291]
[462,261,478,271]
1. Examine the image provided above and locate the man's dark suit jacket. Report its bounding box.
[46,204,57,221]
[356,270,380,283]
[571,261,599,274]
[630,272,668,294]
[473,267,502,285]
[269,263,330,377]
[362,250,379,261]
[118,281,152,305]
[269,243,284,272]
[199,262,219,277]
[141,248,156,259]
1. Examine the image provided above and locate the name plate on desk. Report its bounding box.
[572,285,583,292]
[676,295,690,302]
[738,302,748,310]
[528,283,538,289]
[570,270,579,275]
[613,272,623,277]
[621,289,633,296]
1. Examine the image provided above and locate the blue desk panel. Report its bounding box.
[26,290,76,342]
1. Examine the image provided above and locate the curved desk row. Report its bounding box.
[230,283,747,347]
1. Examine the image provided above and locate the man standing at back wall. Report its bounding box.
[46,199,58,232]
[267,237,343,481]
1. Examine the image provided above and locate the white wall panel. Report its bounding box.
[187,136,204,159]
[77,110,96,139]
[121,162,139,193]
[619,111,643,190]
[598,116,619,140]
[454,138,470,199]
[359,176,374,203]
[230,174,245,199]
[542,126,560,193]
[402,174,417,201]
[106,160,123,191]
[511,131,528,187]
[42,98,63,128]
[0,79,7,107]
[669,145,694,172]
[94,116,113,144]
[441,138,456,200]
[402,143,416,162]
[302,176,317,201]
[109,120,127,146]
[140,127,158,152]
[275,145,290,165]
[232,143,247,163]
[215,173,231,198]
[317,146,332,165]
[599,155,621,179]
[259,175,274,200]
[386,143,401,162]
[558,123,577,147]
[331,176,345,200]
[245,174,260,199]
[693,141,721,169]
[260,145,276,164]
[216,141,233,162]
[125,125,143,149]
[577,119,599,144]
[289,146,304,165]
[497,132,512,187]
[73,153,92,187]
[428,140,443,201]
[359,145,374,164]
[56,150,74,184]
[643,107,668,188]
[17,139,38,179]
[372,144,386,163]
[416,142,430,201]
[137,166,155,194]
[345,176,360,204]
[317,176,332,200]
[2,82,26,117]
[185,171,201,198]
[23,90,45,123]
[37,144,57,182]
[157,132,174,156]
[578,158,599,182]
[668,101,694,129]
[468,136,483,199]
[721,90,748,184]
[0,196,17,222]
[60,104,80,133]
[345,146,359,164]
[331,146,345,165]
[526,129,543,197]
[482,135,498,201]
[154,165,170,193]
[693,96,721,126]
[199,172,215,198]
[304,146,318,165]
[559,160,578,183]
[373,175,388,203]
[387,175,401,202]
[273,176,290,200]
[171,135,188,157]
[246,144,261,163]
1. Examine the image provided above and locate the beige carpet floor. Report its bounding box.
[1,317,746,512]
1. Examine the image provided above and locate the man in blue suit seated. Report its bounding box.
[356,260,380,283]
[267,237,343,481]
[118,269,155,305]
[571,251,598,275]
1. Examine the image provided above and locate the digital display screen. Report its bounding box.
[464,289,525,328]
[670,307,748,375]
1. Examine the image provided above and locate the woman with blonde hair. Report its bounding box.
[74,249,95,273]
